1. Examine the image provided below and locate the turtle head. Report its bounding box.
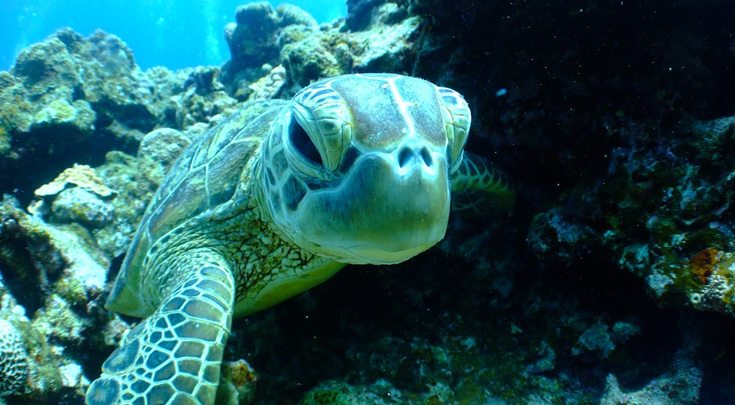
[260,74,470,264]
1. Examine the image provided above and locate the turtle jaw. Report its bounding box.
[287,151,451,265]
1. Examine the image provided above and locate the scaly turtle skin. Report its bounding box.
[85,74,513,404]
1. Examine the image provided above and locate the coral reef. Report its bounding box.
[226,3,283,70]
[221,2,315,98]
[279,2,420,87]
[0,29,155,184]
[0,64,214,399]
[0,195,111,401]
[1,0,735,403]
[221,1,420,96]
[572,321,640,359]
[3,0,420,169]
[526,114,735,318]
[0,29,239,203]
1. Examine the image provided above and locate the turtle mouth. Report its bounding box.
[339,244,435,265]
[286,150,451,264]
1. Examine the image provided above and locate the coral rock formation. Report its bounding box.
[0,319,29,397]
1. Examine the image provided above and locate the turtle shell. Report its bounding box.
[107,99,288,317]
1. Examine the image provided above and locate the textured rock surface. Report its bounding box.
[0,29,157,186]
[601,356,702,405]
[279,4,420,87]
[136,128,193,185]
[0,29,238,202]
[0,319,29,396]
[222,2,311,98]
[50,187,114,228]
[247,64,287,100]
[0,195,111,401]
[221,1,420,93]
[228,2,281,70]
[345,0,389,31]
[171,66,238,128]
[34,164,114,199]
[524,92,735,319]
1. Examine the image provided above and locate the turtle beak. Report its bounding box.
[293,145,451,264]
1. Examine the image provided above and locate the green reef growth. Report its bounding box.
[1,0,735,403]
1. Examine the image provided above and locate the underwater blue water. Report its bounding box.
[0,0,346,71]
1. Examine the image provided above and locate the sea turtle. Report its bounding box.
[85,73,514,404]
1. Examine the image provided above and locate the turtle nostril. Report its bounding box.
[398,147,413,168]
[398,146,433,168]
[420,147,433,167]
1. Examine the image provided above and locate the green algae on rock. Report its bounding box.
[0,28,243,201]
[528,116,735,318]
[0,195,113,401]
[221,1,421,94]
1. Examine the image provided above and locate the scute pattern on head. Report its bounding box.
[292,82,352,172]
[435,86,471,171]
[332,75,447,149]
[260,73,471,264]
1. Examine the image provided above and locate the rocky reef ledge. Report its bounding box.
[1,1,735,404]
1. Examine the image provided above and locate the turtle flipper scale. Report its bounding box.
[451,151,515,215]
[86,264,235,405]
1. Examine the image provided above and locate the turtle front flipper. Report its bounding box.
[86,262,235,405]
[451,151,515,215]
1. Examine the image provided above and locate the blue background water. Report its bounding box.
[0,0,346,71]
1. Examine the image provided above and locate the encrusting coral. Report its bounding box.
[0,319,30,397]
[34,164,114,198]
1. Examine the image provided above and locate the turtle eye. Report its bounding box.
[289,117,323,167]
[437,86,471,167]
